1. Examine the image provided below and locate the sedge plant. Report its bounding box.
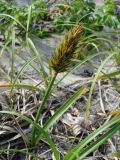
[0,5,120,159]
[0,21,86,159]
[31,23,84,144]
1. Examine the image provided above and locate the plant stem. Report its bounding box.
[32,72,57,145]
[27,38,48,86]
[11,25,15,83]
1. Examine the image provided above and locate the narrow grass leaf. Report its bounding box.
[79,123,120,159]
[0,111,59,159]
[35,86,86,144]
[26,6,32,39]
[10,56,38,95]
[32,72,57,143]
[85,52,117,124]
[14,47,41,75]
[0,84,40,91]
[0,13,26,30]
[108,110,120,115]
[0,40,10,56]
[53,54,97,90]
[27,6,32,32]
[53,52,107,90]
[27,38,47,83]
[64,115,120,160]
[97,70,120,79]
[11,26,15,83]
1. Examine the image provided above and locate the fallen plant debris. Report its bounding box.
[0,77,119,159]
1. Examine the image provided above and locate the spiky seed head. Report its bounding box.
[48,24,84,73]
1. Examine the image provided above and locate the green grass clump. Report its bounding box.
[0,1,120,160]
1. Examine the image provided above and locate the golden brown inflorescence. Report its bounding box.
[48,24,84,74]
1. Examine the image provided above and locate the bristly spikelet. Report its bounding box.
[48,24,84,73]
